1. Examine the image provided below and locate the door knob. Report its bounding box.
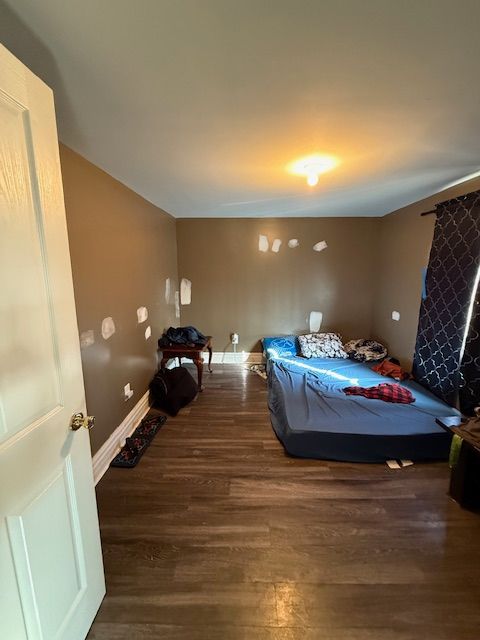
[70,412,95,431]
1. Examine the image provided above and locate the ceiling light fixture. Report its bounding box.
[287,154,338,187]
[306,172,319,187]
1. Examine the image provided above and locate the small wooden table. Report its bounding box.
[159,337,213,391]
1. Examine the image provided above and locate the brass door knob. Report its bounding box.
[70,412,95,431]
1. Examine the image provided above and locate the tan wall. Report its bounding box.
[372,176,480,370]
[177,217,380,353]
[60,145,178,454]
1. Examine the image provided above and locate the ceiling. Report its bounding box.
[2,0,480,217]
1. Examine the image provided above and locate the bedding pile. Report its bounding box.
[372,359,410,381]
[344,338,387,361]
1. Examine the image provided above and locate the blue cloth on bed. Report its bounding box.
[262,335,299,358]
[268,356,459,462]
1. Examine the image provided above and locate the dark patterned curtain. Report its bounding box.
[412,190,480,414]
[459,277,480,415]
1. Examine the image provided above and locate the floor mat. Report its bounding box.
[249,364,267,380]
[110,414,167,468]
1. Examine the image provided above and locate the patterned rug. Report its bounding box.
[249,364,267,380]
[111,414,167,468]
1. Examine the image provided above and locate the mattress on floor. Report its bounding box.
[267,356,459,462]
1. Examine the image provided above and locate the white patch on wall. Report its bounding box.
[258,235,269,252]
[80,329,95,348]
[309,311,323,333]
[101,317,116,340]
[123,383,134,401]
[145,325,152,340]
[174,291,180,319]
[136,306,148,323]
[313,240,328,252]
[288,239,299,248]
[165,277,171,304]
[271,239,282,253]
[180,278,192,305]
[392,310,400,321]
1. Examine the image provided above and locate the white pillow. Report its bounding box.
[298,333,348,359]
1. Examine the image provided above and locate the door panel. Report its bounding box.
[0,44,105,640]
[0,92,62,442]
[7,457,87,640]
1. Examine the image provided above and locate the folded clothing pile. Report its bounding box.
[158,325,207,347]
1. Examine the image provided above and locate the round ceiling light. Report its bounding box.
[287,154,338,187]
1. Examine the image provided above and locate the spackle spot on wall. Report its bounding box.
[271,239,282,253]
[80,329,95,348]
[288,239,299,248]
[101,317,116,340]
[258,235,269,252]
[180,278,192,305]
[137,306,148,323]
[145,325,152,340]
[174,291,180,318]
[309,311,323,333]
[165,278,171,304]
[392,311,401,321]
[313,240,328,252]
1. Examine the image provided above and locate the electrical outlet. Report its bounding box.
[231,333,239,345]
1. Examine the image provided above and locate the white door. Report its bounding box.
[0,44,105,639]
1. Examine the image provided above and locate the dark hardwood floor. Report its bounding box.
[88,365,480,639]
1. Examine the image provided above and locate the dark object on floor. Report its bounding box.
[150,366,198,415]
[450,441,480,510]
[158,325,207,347]
[267,356,456,462]
[438,410,480,510]
[110,415,166,468]
[158,337,213,390]
[343,383,415,404]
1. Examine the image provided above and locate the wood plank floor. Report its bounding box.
[87,365,480,640]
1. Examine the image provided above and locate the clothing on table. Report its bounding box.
[158,326,207,347]
[343,383,415,404]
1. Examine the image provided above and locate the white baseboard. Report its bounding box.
[201,351,263,364]
[164,352,262,366]
[92,390,151,485]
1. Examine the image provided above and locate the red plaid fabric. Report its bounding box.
[343,383,415,404]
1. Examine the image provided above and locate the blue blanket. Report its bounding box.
[267,356,459,462]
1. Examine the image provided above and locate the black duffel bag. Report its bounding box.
[149,366,197,416]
